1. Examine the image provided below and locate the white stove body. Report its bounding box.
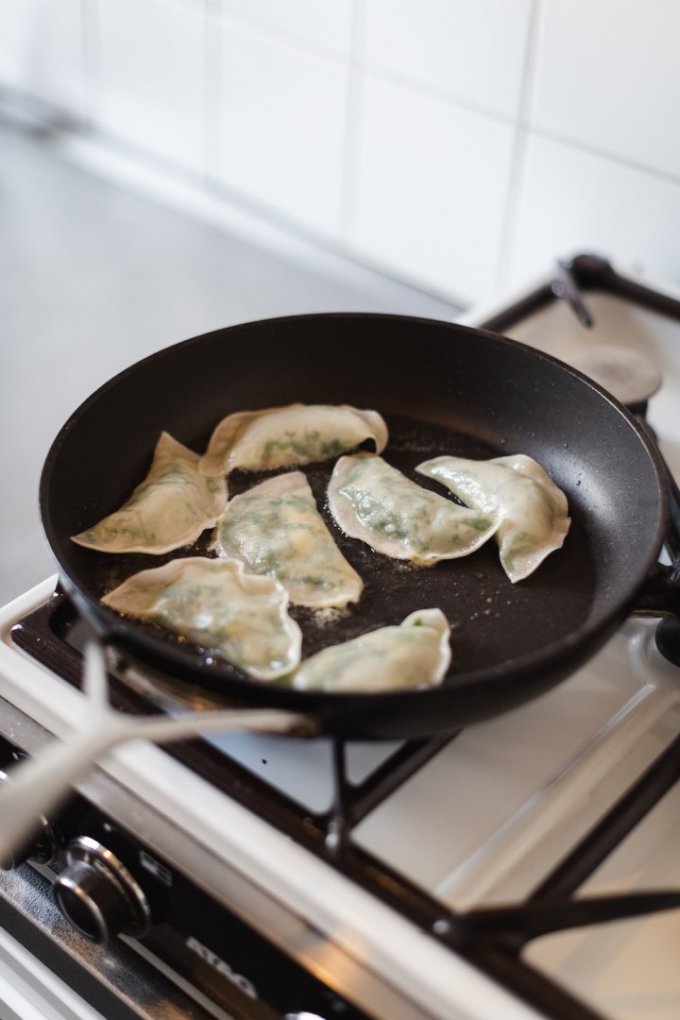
[0,259,679,1020]
[0,580,544,1020]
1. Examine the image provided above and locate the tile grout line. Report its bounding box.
[208,4,354,68]
[493,0,543,293]
[209,7,680,189]
[520,121,680,188]
[80,0,102,130]
[351,63,680,189]
[80,0,680,271]
[202,0,221,187]
[339,0,367,244]
[360,65,516,129]
[23,1,680,309]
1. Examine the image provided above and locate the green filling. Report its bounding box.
[260,431,350,466]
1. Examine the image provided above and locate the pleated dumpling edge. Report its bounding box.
[327,454,498,564]
[72,432,227,556]
[417,454,570,582]
[199,403,388,477]
[101,556,302,681]
[292,608,451,693]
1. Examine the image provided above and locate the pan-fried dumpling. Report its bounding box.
[327,454,498,564]
[292,608,451,692]
[72,432,227,555]
[102,557,301,681]
[213,471,363,609]
[417,454,570,582]
[199,403,388,477]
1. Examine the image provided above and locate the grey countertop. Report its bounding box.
[0,123,458,604]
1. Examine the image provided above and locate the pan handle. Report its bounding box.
[666,469,680,561]
[633,556,680,666]
[656,450,680,563]
[630,414,680,637]
[651,565,680,665]
[633,415,680,561]
[633,561,680,618]
[0,644,310,868]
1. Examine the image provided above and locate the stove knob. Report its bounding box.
[0,768,58,869]
[53,836,150,944]
[283,1014,328,1019]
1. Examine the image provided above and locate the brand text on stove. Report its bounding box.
[186,936,258,999]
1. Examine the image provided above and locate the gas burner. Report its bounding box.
[560,342,662,409]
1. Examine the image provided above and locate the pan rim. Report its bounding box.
[39,312,670,707]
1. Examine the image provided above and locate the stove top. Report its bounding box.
[0,255,679,1020]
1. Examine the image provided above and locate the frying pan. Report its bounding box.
[40,314,672,739]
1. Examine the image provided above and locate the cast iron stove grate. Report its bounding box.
[10,590,680,1020]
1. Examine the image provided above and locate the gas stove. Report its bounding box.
[0,255,678,1020]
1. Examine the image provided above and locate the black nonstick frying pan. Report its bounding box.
[40,314,672,739]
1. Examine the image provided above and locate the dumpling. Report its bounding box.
[199,403,388,477]
[417,454,570,582]
[292,608,451,692]
[327,454,498,564]
[213,471,363,609]
[102,557,301,680]
[72,432,227,555]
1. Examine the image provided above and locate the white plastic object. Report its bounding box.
[0,643,306,866]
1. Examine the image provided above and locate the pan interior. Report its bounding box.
[41,314,666,710]
[88,413,596,680]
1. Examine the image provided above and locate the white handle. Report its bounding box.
[0,644,308,866]
[0,713,129,865]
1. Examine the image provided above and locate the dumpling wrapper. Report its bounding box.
[327,454,498,564]
[213,471,363,609]
[200,403,388,477]
[102,556,301,681]
[72,432,227,555]
[417,454,570,582]
[292,608,451,693]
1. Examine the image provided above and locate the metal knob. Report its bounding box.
[283,1014,328,1019]
[53,836,150,943]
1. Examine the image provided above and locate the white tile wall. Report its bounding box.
[348,74,515,302]
[363,0,533,120]
[0,0,86,118]
[507,134,680,290]
[220,0,354,59]
[96,0,206,174]
[0,0,35,88]
[529,0,680,180]
[3,0,680,303]
[211,19,349,239]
